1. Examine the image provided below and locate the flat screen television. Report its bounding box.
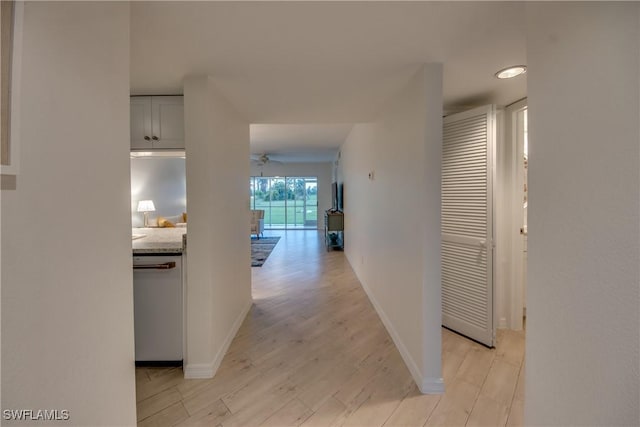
[331,182,343,211]
[331,182,338,210]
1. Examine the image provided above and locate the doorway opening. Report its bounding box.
[441,100,530,347]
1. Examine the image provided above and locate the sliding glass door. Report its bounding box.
[249,176,318,229]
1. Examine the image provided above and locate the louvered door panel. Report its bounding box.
[442,105,495,347]
[442,240,488,329]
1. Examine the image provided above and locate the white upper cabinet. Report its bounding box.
[151,96,184,149]
[130,97,153,150]
[131,96,184,150]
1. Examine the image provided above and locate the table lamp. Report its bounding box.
[137,200,156,227]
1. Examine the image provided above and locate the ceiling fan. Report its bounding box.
[250,153,282,166]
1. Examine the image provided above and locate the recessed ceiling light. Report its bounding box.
[495,65,527,79]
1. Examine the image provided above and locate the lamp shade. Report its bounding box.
[137,200,156,212]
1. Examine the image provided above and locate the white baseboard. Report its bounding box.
[421,377,445,394]
[358,279,444,395]
[498,317,508,329]
[184,362,215,379]
[184,298,253,379]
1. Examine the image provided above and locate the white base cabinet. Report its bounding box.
[133,255,183,364]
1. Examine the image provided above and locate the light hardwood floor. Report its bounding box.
[136,230,525,427]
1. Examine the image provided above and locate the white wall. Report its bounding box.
[249,162,332,229]
[1,3,136,425]
[338,65,443,393]
[131,157,187,227]
[525,3,639,425]
[183,76,252,378]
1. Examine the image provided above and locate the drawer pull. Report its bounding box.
[134,261,176,270]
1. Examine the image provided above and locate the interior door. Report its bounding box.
[442,105,496,347]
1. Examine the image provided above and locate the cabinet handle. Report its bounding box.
[152,136,159,141]
[133,261,176,270]
[144,136,151,141]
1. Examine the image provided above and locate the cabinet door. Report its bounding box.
[130,97,153,150]
[151,96,184,149]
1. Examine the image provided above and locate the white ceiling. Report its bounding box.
[250,124,353,162]
[130,1,527,162]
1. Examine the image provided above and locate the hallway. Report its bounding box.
[136,230,525,426]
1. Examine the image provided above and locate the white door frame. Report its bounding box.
[506,98,528,331]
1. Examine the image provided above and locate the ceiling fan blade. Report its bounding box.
[250,153,282,165]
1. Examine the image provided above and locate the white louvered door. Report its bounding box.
[442,105,495,347]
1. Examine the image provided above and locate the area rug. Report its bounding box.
[251,236,281,267]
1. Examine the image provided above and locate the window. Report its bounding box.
[250,176,318,229]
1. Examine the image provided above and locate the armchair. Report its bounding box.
[250,209,265,239]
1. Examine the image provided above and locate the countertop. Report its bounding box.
[132,227,187,254]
